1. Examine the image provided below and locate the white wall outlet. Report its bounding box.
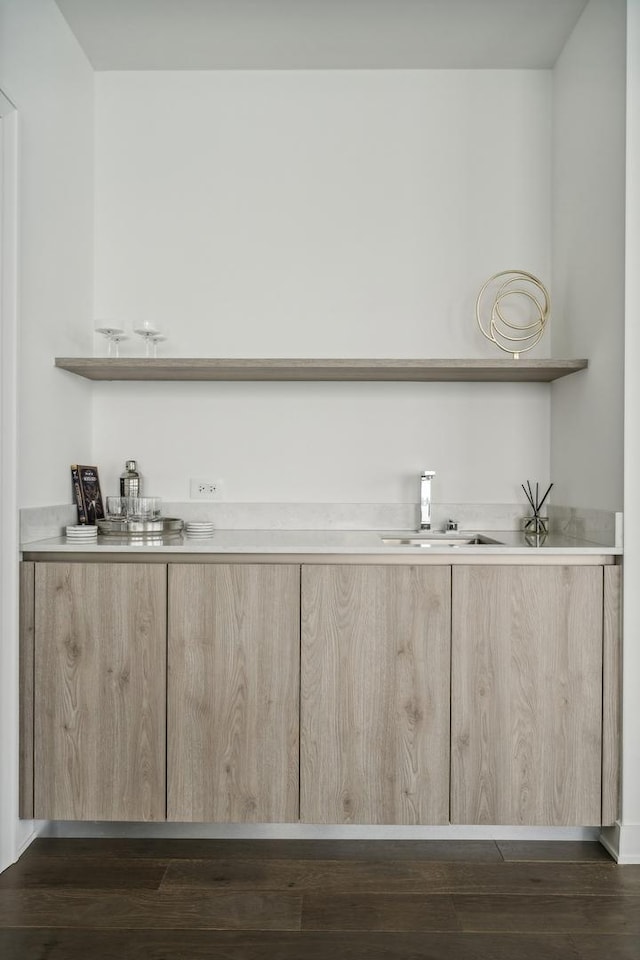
[189,478,223,500]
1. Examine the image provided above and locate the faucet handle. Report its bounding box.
[445,519,459,532]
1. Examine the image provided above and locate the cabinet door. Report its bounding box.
[34,562,167,821]
[301,564,451,824]
[451,565,603,826]
[168,564,300,822]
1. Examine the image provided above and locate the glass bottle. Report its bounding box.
[120,460,140,498]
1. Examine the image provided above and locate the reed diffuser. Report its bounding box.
[521,480,553,536]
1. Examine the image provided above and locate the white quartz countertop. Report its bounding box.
[20,528,622,556]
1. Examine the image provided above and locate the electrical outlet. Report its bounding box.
[189,478,223,500]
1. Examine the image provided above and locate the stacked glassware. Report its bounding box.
[98,497,183,537]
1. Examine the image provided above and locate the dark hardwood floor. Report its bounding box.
[0,838,638,959]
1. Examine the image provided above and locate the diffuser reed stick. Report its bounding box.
[522,480,553,536]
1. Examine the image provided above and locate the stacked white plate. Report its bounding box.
[185,521,215,539]
[65,525,98,542]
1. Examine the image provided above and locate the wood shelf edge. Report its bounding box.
[55,357,589,383]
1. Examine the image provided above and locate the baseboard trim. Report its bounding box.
[42,822,601,841]
[600,823,640,863]
[16,827,39,859]
[599,823,621,861]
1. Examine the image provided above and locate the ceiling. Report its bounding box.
[53,0,589,70]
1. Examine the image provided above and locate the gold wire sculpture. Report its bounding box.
[475,270,550,358]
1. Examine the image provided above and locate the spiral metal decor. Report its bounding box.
[475,270,550,358]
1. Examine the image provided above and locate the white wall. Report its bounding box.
[0,0,94,508]
[93,70,552,504]
[621,0,640,856]
[0,0,94,871]
[550,0,626,512]
[0,91,20,877]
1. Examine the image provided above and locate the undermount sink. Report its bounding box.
[380,534,504,547]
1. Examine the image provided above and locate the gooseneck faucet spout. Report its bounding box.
[420,470,435,530]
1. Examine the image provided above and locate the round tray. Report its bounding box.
[97,517,184,536]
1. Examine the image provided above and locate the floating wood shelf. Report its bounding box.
[54,357,588,383]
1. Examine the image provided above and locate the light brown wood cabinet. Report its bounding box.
[22,558,619,827]
[167,564,300,822]
[32,562,167,821]
[300,564,451,824]
[451,565,605,826]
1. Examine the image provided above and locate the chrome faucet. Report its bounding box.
[419,470,435,530]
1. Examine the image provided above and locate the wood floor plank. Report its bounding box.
[164,857,450,892]
[3,838,639,960]
[25,838,503,862]
[161,858,640,896]
[302,893,460,931]
[0,929,590,960]
[0,857,167,890]
[0,889,301,930]
[572,934,640,960]
[454,894,640,934]
[497,841,613,862]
